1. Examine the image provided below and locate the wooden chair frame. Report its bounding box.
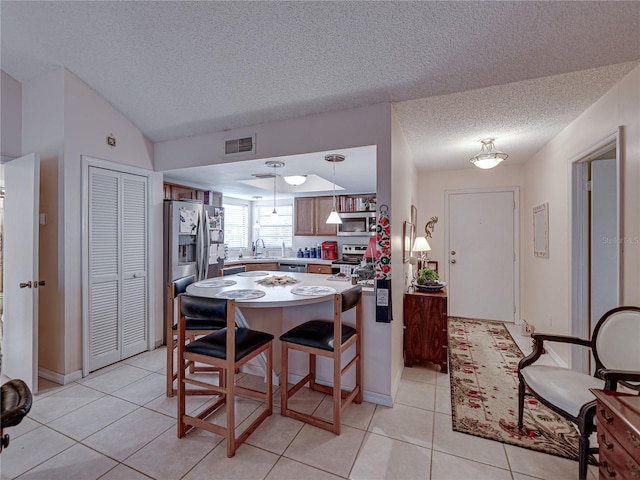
[177,295,273,458]
[166,275,222,397]
[280,288,363,434]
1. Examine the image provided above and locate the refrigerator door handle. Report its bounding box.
[200,209,209,280]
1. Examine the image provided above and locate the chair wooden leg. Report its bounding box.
[517,379,525,430]
[226,361,236,457]
[333,348,341,435]
[167,333,175,397]
[281,341,289,414]
[578,434,589,480]
[309,353,316,390]
[177,347,186,437]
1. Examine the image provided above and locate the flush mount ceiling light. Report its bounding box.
[469,138,508,169]
[283,175,307,186]
[325,154,344,224]
[265,161,284,220]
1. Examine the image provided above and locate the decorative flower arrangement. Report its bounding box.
[256,275,299,286]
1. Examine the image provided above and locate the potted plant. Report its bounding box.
[414,268,444,291]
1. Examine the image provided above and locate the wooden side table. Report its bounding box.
[590,389,640,479]
[403,288,448,373]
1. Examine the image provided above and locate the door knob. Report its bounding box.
[20,281,32,288]
[450,259,457,264]
[451,250,456,255]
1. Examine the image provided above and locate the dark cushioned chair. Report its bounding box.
[166,275,226,397]
[1,379,33,452]
[177,294,273,458]
[219,265,246,276]
[280,285,363,434]
[518,306,640,480]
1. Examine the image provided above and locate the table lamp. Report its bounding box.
[412,236,431,271]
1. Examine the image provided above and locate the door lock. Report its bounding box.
[451,250,456,255]
[450,259,457,264]
[20,281,32,288]
[34,280,46,288]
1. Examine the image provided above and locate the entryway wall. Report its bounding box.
[417,165,526,315]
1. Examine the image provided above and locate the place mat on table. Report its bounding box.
[214,289,266,300]
[237,271,270,277]
[290,286,337,296]
[193,279,237,288]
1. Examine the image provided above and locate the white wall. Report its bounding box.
[21,69,65,373]
[390,107,418,395]
[523,65,640,364]
[21,68,157,376]
[1,70,22,158]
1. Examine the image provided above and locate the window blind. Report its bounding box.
[255,204,292,248]
[223,203,249,249]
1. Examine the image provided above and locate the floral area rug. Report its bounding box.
[448,317,580,460]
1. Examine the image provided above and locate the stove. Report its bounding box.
[331,244,367,265]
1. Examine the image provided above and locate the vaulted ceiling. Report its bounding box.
[2,1,639,191]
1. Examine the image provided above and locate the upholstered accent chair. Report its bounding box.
[177,294,273,457]
[518,306,640,480]
[280,285,363,434]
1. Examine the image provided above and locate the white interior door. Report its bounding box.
[590,158,618,329]
[447,189,518,322]
[2,153,40,392]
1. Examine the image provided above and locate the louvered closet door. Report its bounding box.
[88,167,148,371]
[121,174,148,358]
[89,168,122,370]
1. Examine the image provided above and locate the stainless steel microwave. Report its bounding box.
[337,212,376,236]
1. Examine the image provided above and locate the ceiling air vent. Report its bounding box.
[224,134,255,156]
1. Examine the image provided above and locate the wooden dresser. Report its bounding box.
[590,389,640,479]
[403,288,448,373]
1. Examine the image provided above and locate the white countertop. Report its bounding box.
[186,271,370,308]
[225,257,334,265]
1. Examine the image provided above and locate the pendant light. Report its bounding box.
[469,138,508,169]
[266,161,284,221]
[325,154,344,224]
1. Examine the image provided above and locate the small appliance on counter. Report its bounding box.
[321,241,338,260]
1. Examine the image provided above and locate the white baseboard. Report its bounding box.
[543,343,568,368]
[38,367,82,386]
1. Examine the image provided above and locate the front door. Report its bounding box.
[2,153,40,392]
[447,189,518,322]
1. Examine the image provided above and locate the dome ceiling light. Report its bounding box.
[469,138,508,169]
[283,175,307,186]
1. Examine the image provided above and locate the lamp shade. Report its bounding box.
[326,210,342,224]
[469,138,508,169]
[364,236,377,259]
[412,236,431,253]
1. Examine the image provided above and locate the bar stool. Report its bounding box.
[280,285,363,434]
[177,294,274,457]
[166,275,226,397]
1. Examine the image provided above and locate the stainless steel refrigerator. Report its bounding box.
[163,199,225,284]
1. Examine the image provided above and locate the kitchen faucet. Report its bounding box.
[254,238,266,256]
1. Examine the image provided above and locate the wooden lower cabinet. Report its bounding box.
[307,263,332,274]
[403,289,448,373]
[244,262,279,272]
[591,390,640,479]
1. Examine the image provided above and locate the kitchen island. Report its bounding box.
[186,271,393,406]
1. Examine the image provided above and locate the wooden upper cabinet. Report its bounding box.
[315,196,338,236]
[294,196,337,236]
[294,197,316,235]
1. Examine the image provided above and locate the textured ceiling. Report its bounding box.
[2,1,639,180]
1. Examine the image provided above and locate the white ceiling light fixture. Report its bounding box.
[283,175,307,186]
[325,154,344,224]
[469,138,508,169]
[265,161,284,221]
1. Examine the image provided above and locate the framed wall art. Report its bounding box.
[403,221,414,263]
[533,202,549,258]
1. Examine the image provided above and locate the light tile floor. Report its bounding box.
[1,324,598,479]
